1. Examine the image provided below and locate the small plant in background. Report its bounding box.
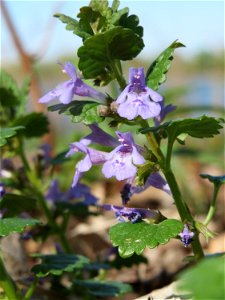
[0,1,224,299]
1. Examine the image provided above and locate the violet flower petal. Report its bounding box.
[116,67,163,120]
[102,204,159,223]
[39,61,106,105]
[120,172,171,205]
[102,155,137,181]
[154,103,177,126]
[82,124,119,148]
[61,61,77,80]
[46,180,63,203]
[179,224,195,247]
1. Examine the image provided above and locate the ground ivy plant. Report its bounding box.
[0,1,224,299]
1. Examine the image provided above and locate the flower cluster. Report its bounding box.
[40,62,175,224]
[66,125,146,187]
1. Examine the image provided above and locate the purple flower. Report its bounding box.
[38,144,52,166]
[46,180,98,206]
[0,159,14,178]
[46,180,63,203]
[39,62,106,104]
[102,204,159,223]
[66,183,98,205]
[80,124,118,148]
[120,183,132,205]
[154,100,176,126]
[116,68,163,120]
[0,183,5,198]
[179,224,195,247]
[66,140,107,187]
[121,172,171,205]
[102,132,145,181]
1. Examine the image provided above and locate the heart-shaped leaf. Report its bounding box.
[78,26,144,82]
[109,219,183,257]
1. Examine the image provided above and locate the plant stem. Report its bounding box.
[141,126,204,260]
[23,277,38,300]
[0,254,21,300]
[204,184,221,225]
[163,168,193,222]
[139,120,164,162]
[27,172,73,253]
[191,232,205,260]
[35,188,73,253]
[17,138,73,254]
[18,136,30,171]
[111,60,127,90]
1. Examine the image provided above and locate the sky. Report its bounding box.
[1,0,224,66]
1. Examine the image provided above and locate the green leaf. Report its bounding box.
[77,6,104,37]
[0,218,40,236]
[0,71,30,118]
[140,116,224,143]
[136,161,156,185]
[119,13,143,37]
[0,194,37,217]
[16,76,31,117]
[54,13,91,40]
[111,7,129,26]
[78,26,144,82]
[0,126,25,147]
[90,0,110,14]
[72,102,104,124]
[48,100,104,125]
[74,280,132,297]
[31,254,90,277]
[0,86,19,108]
[178,256,225,299]
[146,40,185,90]
[109,219,183,257]
[200,174,225,185]
[112,0,120,12]
[89,0,112,25]
[13,112,49,138]
[195,221,215,243]
[0,70,20,107]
